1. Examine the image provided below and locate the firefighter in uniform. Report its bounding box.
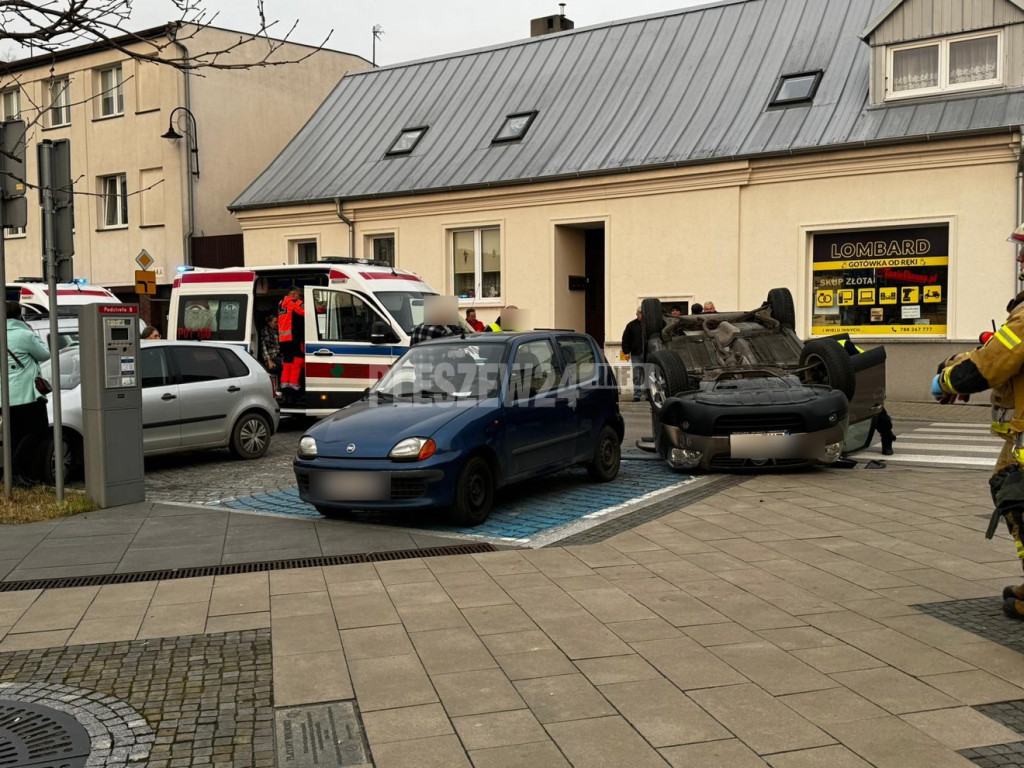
[934,223,1024,619]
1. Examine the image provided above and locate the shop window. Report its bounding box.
[452,226,501,301]
[887,32,1000,99]
[810,224,948,338]
[386,127,427,156]
[493,111,538,143]
[769,72,822,107]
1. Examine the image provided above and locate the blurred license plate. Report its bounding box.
[729,431,795,459]
[314,472,390,501]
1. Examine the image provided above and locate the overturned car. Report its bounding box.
[639,288,886,471]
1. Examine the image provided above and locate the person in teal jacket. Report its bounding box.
[5,301,50,486]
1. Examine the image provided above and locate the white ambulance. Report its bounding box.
[168,260,440,415]
[8,281,127,350]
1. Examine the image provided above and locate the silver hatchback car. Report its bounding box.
[39,340,280,482]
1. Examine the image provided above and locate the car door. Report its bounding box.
[502,339,575,477]
[139,347,181,452]
[168,345,241,448]
[302,286,400,405]
[556,335,603,461]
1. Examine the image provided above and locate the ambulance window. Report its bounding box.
[376,290,433,334]
[313,290,386,343]
[176,296,248,342]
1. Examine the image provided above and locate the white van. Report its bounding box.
[168,260,440,415]
[7,281,127,350]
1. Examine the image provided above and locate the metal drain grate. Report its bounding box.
[0,542,498,593]
[0,700,92,768]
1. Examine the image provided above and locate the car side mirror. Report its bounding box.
[370,321,398,345]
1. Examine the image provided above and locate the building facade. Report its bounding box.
[231,0,1024,400]
[0,24,369,327]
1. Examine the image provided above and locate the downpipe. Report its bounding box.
[335,198,356,259]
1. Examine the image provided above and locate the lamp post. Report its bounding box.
[161,106,200,178]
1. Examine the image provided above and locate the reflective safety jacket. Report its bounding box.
[278,295,305,343]
[484,322,501,332]
[938,300,1024,443]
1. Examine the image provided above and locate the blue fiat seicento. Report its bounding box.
[293,331,623,526]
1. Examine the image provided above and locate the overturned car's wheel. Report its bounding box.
[641,297,664,339]
[800,339,856,400]
[646,350,690,417]
[767,287,796,331]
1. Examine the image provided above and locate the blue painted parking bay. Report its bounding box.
[216,460,697,545]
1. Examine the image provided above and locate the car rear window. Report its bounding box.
[176,296,248,342]
[218,348,250,378]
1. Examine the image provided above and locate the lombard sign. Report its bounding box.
[811,224,949,338]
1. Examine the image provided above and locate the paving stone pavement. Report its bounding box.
[4,465,1024,766]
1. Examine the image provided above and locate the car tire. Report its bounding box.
[767,287,796,330]
[37,434,75,486]
[800,339,856,400]
[449,456,494,527]
[587,425,621,482]
[641,297,663,339]
[647,350,690,416]
[229,412,272,459]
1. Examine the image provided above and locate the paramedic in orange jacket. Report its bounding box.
[934,223,1024,619]
[277,288,306,390]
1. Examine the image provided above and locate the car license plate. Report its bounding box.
[729,431,795,459]
[313,471,391,501]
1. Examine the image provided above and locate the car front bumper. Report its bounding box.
[659,422,847,470]
[293,454,458,511]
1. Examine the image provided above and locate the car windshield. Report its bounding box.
[374,342,507,400]
[374,291,436,334]
[39,346,82,390]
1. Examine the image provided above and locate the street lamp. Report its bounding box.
[161,106,200,179]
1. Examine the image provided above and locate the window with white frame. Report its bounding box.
[98,64,124,116]
[452,227,501,300]
[48,78,71,126]
[1,88,20,120]
[291,239,318,264]
[100,173,128,228]
[4,222,25,238]
[887,32,1000,99]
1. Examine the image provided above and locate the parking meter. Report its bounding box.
[80,304,144,507]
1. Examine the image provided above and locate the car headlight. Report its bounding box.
[389,437,437,461]
[297,436,318,459]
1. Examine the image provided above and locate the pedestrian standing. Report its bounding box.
[141,326,161,340]
[5,301,50,487]
[703,301,717,312]
[621,308,646,402]
[260,314,282,383]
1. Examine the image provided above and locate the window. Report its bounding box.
[888,32,1000,99]
[511,339,559,398]
[371,234,395,266]
[290,239,317,264]
[375,290,434,334]
[493,111,538,143]
[769,72,822,106]
[313,289,386,343]
[219,348,250,378]
[170,347,231,384]
[1,88,20,120]
[386,127,427,156]
[452,227,501,301]
[557,336,597,385]
[4,225,25,238]
[98,64,124,116]
[140,348,171,388]
[100,173,128,228]
[175,296,248,342]
[48,78,71,126]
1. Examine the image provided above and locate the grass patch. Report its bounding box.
[0,486,96,524]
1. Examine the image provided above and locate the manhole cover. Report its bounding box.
[276,701,370,767]
[0,699,91,768]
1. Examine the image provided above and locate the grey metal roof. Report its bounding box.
[231,0,1024,210]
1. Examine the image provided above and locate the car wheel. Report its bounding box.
[641,297,664,339]
[449,456,494,527]
[229,412,272,459]
[646,350,690,416]
[800,339,856,400]
[315,505,346,519]
[587,425,621,482]
[767,287,796,330]
[38,434,75,485]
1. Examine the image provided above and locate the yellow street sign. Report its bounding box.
[879,287,897,304]
[135,249,155,271]
[900,286,920,304]
[923,285,942,303]
[815,290,834,307]
[857,288,876,305]
[837,289,854,306]
[135,270,157,296]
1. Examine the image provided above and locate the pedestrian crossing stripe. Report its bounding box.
[848,420,999,470]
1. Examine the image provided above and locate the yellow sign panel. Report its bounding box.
[923,285,942,303]
[812,325,947,336]
[878,287,897,304]
[837,289,854,306]
[857,288,876,305]
[813,256,949,271]
[135,270,157,296]
[900,286,919,304]
[816,290,835,307]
